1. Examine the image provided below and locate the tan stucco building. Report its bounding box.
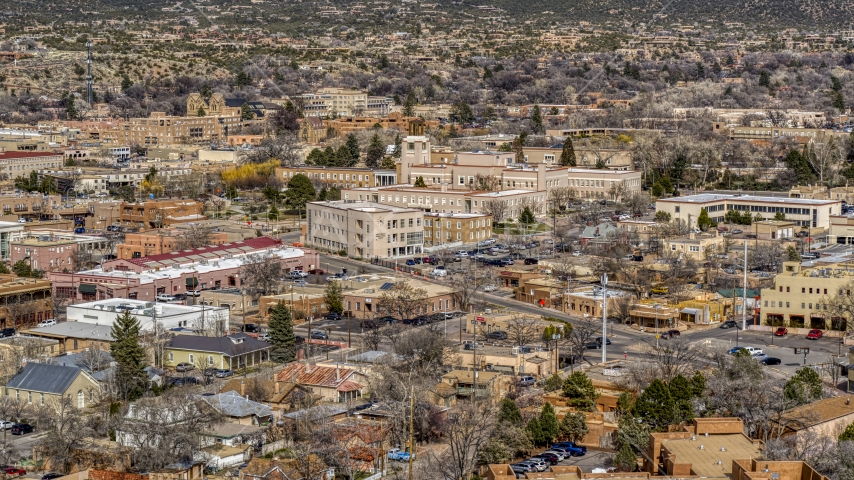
[423,212,492,246]
[656,194,841,229]
[759,261,851,330]
[663,231,725,260]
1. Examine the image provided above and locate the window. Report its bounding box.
[169,352,174,362]
[40,393,44,405]
[27,392,31,404]
[189,354,194,363]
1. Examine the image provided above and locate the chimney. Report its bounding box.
[336,364,341,382]
[239,380,245,396]
[305,363,311,374]
[274,381,281,393]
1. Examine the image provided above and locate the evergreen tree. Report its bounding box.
[110,310,148,400]
[284,174,316,211]
[526,416,544,446]
[774,211,786,221]
[327,186,341,201]
[636,379,675,431]
[199,84,212,100]
[668,374,695,422]
[317,187,328,201]
[12,260,37,278]
[559,138,577,166]
[414,176,427,188]
[519,207,536,228]
[402,90,416,117]
[451,101,474,124]
[121,75,132,91]
[235,71,252,88]
[365,133,385,168]
[614,442,638,472]
[562,371,596,411]
[689,371,706,397]
[833,92,846,113]
[530,104,544,134]
[65,95,78,121]
[345,134,360,166]
[543,372,563,392]
[616,391,635,417]
[307,148,327,166]
[697,208,711,231]
[197,107,206,117]
[324,280,344,314]
[540,403,560,444]
[240,103,253,120]
[559,411,588,443]
[786,245,800,262]
[840,421,854,442]
[497,397,522,426]
[0,263,10,275]
[268,302,296,363]
[392,134,402,158]
[269,204,279,219]
[784,367,823,404]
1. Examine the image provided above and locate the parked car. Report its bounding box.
[511,464,536,474]
[517,376,535,387]
[807,329,824,339]
[11,424,33,435]
[524,258,539,265]
[729,346,762,356]
[168,377,198,386]
[4,467,26,475]
[310,330,328,340]
[432,267,447,276]
[483,284,497,292]
[752,353,770,362]
[543,450,566,461]
[213,369,234,378]
[663,329,681,339]
[41,473,63,480]
[289,271,308,279]
[761,357,782,366]
[243,323,260,333]
[187,290,201,297]
[0,420,14,429]
[651,286,669,294]
[405,259,415,266]
[308,268,325,275]
[156,294,176,302]
[552,442,587,456]
[595,337,612,345]
[732,229,743,234]
[175,362,194,372]
[774,327,788,336]
[325,312,342,321]
[520,459,547,471]
[37,319,56,328]
[532,452,560,465]
[387,448,414,462]
[0,327,18,338]
[487,331,508,340]
[719,320,739,329]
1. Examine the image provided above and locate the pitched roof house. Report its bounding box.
[3,362,100,408]
[217,378,318,411]
[166,333,271,371]
[239,456,331,480]
[276,363,365,403]
[201,390,273,425]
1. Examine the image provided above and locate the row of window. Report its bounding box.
[431,229,491,240]
[424,219,492,229]
[287,171,373,182]
[765,300,829,311]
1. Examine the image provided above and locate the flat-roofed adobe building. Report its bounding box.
[656,194,841,229]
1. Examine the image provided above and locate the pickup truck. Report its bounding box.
[387,448,414,461]
[289,271,308,279]
[155,294,176,302]
[551,442,587,456]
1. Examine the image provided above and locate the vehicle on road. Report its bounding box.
[760,357,782,365]
[308,269,325,275]
[651,286,669,294]
[213,369,234,378]
[289,271,308,279]
[595,337,612,345]
[175,362,194,372]
[719,320,739,329]
[156,294,176,302]
[37,319,56,328]
[310,330,328,340]
[4,467,26,475]
[752,353,769,362]
[11,424,33,435]
[483,284,497,292]
[807,329,824,339]
[387,448,414,461]
[774,327,788,336]
[662,329,681,339]
[517,376,535,387]
[168,377,198,386]
[732,229,743,234]
[42,473,63,480]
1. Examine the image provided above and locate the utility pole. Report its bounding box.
[86,41,93,106]
[742,240,747,331]
[601,273,608,364]
[409,385,415,480]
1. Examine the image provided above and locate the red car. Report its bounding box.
[807,329,823,339]
[774,327,788,336]
[308,269,325,275]
[4,467,25,476]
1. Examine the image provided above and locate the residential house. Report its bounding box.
[580,222,626,247]
[166,334,271,371]
[240,457,331,480]
[150,462,205,480]
[217,378,319,411]
[3,362,100,408]
[201,390,273,426]
[770,396,854,444]
[276,363,366,403]
[434,369,505,407]
[23,322,114,354]
[627,302,680,330]
[663,231,724,261]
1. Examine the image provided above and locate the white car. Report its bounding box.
[37,319,56,328]
[155,294,176,302]
[483,284,497,292]
[456,251,468,257]
[0,420,14,430]
[743,346,764,355]
[432,268,447,277]
[572,251,582,257]
[187,290,201,297]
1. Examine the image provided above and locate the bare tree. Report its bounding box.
[568,316,599,363]
[448,262,494,313]
[377,281,430,322]
[75,342,111,373]
[240,252,284,301]
[482,199,508,224]
[427,401,496,480]
[35,395,107,474]
[649,336,699,382]
[504,314,541,346]
[175,224,215,251]
[191,308,228,337]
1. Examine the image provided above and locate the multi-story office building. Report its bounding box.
[299,88,392,118]
[118,200,205,229]
[656,194,841,229]
[276,166,397,189]
[0,151,64,181]
[305,201,424,258]
[759,261,853,331]
[423,213,493,246]
[566,168,643,200]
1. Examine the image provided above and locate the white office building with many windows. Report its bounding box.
[656,194,841,229]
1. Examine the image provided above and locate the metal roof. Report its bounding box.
[7,362,83,394]
[202,391,272,418]
[168,333,270,357]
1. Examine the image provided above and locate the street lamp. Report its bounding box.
[654,304,662,348]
